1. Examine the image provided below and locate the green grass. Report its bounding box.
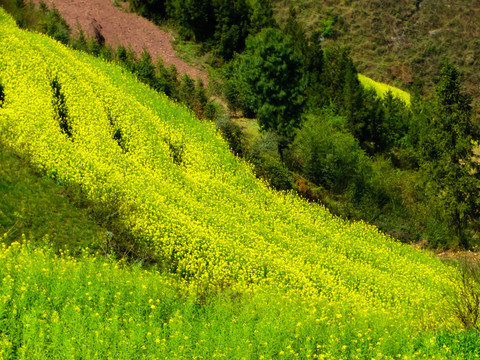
[231,117,261,144]
[0,145,104,251]
[1,240,480,360]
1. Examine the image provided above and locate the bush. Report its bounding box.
[50,76,72,138]
[249,153,294,191]
[204,101,217,120]
[39,4,71,44]
[293,115,371,194]
[447,259,480,331]
[219,121,246,157]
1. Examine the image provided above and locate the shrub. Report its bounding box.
[0,80,5,107]
[219,120,246,157]
[249,153,294,191]
[447,259,480,331]
[50,76,72,138]
[293,115,372,194]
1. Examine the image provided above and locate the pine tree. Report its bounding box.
[134,50,157,89]
[421,60,480,248]
[235,28,305,139]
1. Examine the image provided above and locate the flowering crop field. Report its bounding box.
[0,8,478,359]
[358,74,411,105]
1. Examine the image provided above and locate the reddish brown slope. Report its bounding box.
[31,0,208,84]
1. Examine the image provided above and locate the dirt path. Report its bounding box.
[30,0,208,84]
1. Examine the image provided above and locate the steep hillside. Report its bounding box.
[28,0,208,84]
[0,8,479,358]
[273,0,480,111]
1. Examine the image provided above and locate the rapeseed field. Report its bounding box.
[0,8,478,359]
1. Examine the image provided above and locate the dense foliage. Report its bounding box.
[226,28,305,139]
[128,0,276,60]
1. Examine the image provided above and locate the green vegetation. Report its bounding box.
[119,0,480,249]
[2,5,480,358]
[126,0,276,61]
[419,60,480,249]
[2,239,480,359]
[270,0,480,109]
[226,28,305,140]
[0,0,71,43]
[0,146,104,251]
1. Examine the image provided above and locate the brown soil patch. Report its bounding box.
[30,0,208,84]
[436,250,480,265]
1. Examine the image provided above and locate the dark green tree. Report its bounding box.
[116,45,136,72]
[134,50,157,89]
[420,60,480,248]
[321,47,358,106]
[155,59,180,98]
[248,0,276,35]
[320,47,389,154]
[283,6,307,58]
[212,0,250,60]
[232,28,305,140]
[379,91,409,152]
[166,0,215,41]
[304,31,324,86]
[283,7,323,93]
[39,4,71,44]
[128,0,166,22]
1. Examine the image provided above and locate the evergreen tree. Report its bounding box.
[379,91,409,152]
[166,0,215,41]
[128,0,166,22]
[321,47,388,154]
[283,6,308,59]
[304,31,324,86]
[421,60,480,248]
[155,59,179,98]
[134,50,157,89]
[213,0,250,59]
[41,4,71,44]
[116,45,136,72]
[248,0,276,35]
[178,74,196,109]
[233,28,305,140]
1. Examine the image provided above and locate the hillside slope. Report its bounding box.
[0,8,476,358]
[273,0,480,111]
[29,0,208,84]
